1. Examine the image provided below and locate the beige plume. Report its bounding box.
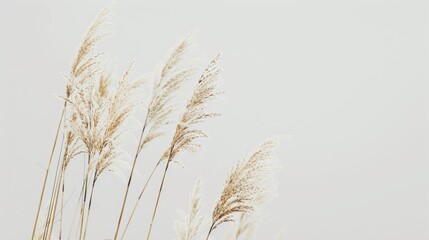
[206,138,279,240]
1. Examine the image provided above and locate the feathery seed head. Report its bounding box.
[210,138,279,231]
[66,5,111,100]
[175,179,205,240]
[66,63,142,178]
[166,54,223,162]
[140,37,196,150]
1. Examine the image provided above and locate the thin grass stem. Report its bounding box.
[42,133,65,240]
[119,162,159,240]
[205,223,215,240]
[32,105,65,240]
[47,169,64,239]
[83,170,97,240]
[146,159,171,240]
[78,154,91,240]
[114,116,148,240]
[59,172,65,240]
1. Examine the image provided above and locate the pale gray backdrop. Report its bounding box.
[1,0,429,239]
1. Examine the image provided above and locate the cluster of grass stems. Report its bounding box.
[31,5,280,240]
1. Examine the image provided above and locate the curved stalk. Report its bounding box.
[205,222,215,240]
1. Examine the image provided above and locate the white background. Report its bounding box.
[1,0,429,239]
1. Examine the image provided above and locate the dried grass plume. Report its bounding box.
[140,38,196,150]
[165,54,222,162]
[206,138,279,239]
[175,180,206,240]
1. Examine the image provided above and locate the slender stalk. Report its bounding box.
[78,154,91,240]
[146,159,171,240]
[78,178,87,240]
[114,116,148,240]
[83,170,98,240]
[205,222,215,240]
[42,134,65,240]
[119,162,159,240]
[59,173,65,240]
[78,176,88,240]
[47,169,64,239]
[32,105,66,240]
[67,179,85,240]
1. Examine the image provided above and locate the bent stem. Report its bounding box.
[32,105,65,240]
[119,162,159,240]
[205,222,215,240]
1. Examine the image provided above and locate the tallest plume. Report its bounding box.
[68,5,111,96]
